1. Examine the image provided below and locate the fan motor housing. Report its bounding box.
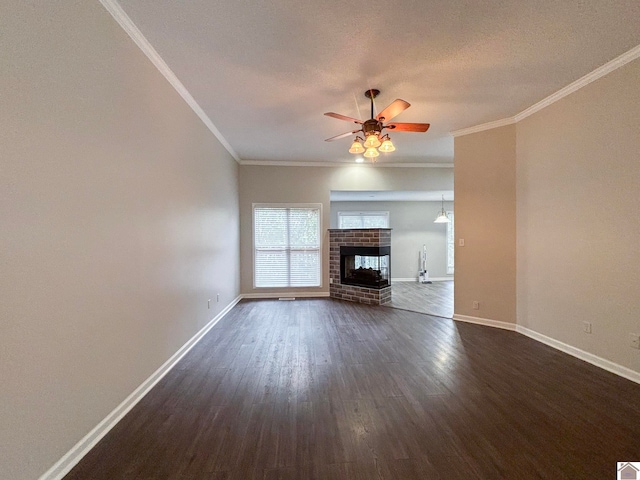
[363,119,383,137]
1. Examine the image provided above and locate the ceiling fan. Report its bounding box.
[324,89,430,160]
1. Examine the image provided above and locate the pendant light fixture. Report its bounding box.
[434,195,450,223]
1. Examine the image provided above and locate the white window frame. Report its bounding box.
[252,203,322,289]
[446,210,454,275]
[338,211,389,229]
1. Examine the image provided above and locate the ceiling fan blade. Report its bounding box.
[386,122,430,132]
[376,99,410,122]
[325,129,361,142]
[324,112,364,124]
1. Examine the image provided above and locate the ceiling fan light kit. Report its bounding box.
[364,134,382,148]
[325,89,430,162]
[379,136,395,152]
[364,147,380,159]
[348,138,365,154]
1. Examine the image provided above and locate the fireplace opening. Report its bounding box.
[340,246,390,289]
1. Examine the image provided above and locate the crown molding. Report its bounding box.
[98,0,240,163]
[238,160,454,168]
[514,43,640,122]
[94,2,455,169]
[99,2,640,162]
[451,43,640,137]
[450,117,516,137]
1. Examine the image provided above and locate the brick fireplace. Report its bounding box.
[329,228,392,305]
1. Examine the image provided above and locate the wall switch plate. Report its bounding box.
[472,301,479,310]
[459,239,465,247]
[329,277,333,284]
[582,321,592,334]
[217,293,220,302]
[208,299,211,309]
[630,333,640,349]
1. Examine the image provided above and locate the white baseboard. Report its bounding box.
[452,314,517,331]
[40,295,639,480]
[392,277,453,283]
[39,295,243,480]
[241,292,330,299]
[516,325,640,385]
[452,314,640,385]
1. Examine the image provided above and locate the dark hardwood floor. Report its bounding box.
[66,299,640,479]
[389,281,454,318]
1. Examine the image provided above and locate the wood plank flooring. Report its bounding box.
[390,280,453,318]
[66,299,640,479]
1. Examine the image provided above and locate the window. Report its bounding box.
[253,204,321,288]
[446,211,454,275]
[338,211,389,229]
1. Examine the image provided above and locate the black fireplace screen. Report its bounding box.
[340,246,390,289]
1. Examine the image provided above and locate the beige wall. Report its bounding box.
[239,166,454,294]
[0,3,239,479]
[517,59,640,372]
[330,201,454,279]
[454,125,517,323]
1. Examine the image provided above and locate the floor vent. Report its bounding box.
[278,297,296,301]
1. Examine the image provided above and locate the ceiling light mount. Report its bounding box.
[363,88,380,100]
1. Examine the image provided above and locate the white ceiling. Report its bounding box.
[116,0,640,165]
[331,190,453,202]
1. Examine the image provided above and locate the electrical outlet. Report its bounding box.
[630,333,640,350]
[459,239,465,247]
[208,299,211,309]
[472,301,479,310]
[582,322,592,334]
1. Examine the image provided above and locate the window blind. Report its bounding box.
[254,206,321,288]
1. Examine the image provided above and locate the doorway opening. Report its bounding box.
[330,190,453,318]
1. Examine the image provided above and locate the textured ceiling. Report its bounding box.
[117,0,640,165]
